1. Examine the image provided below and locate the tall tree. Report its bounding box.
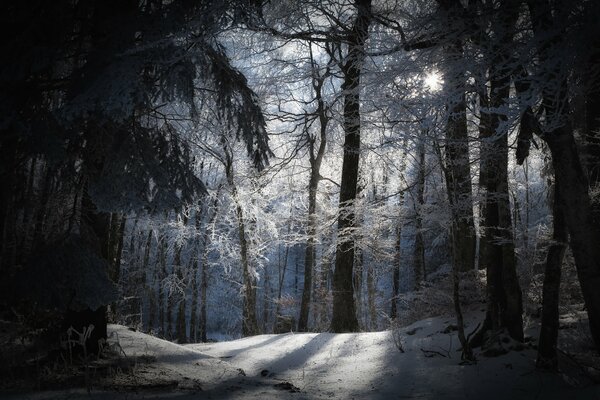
[0,0,271,351]
[523,0,600,352]
[298,44,334,332]
[473,0,524,345]
[331,0,372,333]
[413,138,426,290]
[436,0,477,274]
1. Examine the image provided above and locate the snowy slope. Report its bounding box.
[2,314,599,399]
[189,313,600,400]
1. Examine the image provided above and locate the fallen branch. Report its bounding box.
[421,348,448,358]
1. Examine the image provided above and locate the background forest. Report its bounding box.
[1,0,600,376]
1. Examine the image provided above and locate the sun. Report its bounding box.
[424,70,443,92]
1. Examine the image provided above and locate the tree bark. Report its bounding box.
[331,0,371,333]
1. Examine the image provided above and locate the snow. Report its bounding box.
[2,312,599,399]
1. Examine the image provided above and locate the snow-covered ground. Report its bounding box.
[2,311,599,399]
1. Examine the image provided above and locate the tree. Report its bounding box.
[298,44,335,332]
[435,0,477,275]
[330,0,372,333]
[471,0,524,346]
[520,0,600,353]
[0,0,270,351]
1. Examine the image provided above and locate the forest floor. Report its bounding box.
[1,307,599,399]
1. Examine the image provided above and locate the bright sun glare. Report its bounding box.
[424,71,443,92]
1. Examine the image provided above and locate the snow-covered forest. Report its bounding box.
[1,0,600,398]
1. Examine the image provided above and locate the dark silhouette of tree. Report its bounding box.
[0,0,270,352]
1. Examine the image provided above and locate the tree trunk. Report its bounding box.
[315,230,332,330]
[414,141,426,289]
[354,244,364,328]
[583,39,600,230]
[173,214,188,343]
[72,185,112,354]
[263,268,271,332]
[436,6,477,272]
[331,0,371,333]
[478,75,523,342]
[435,138,474,360]
[198,192,219,342]
[467,1,525,345]
[546,131,600,350]
[274,219,291,324]
[536,183,566,370]
[142,229,154,331]
[189,209,202,342]
[299,173,320,331]
[298,50,331,332]
[108,213,126,320]
[366,263,377,330]
[157,230,167,337]
[527,0,600,351]
[390,193,404,320]
[224,154,259,337]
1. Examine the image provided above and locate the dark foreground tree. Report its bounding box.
[0,0,269,352]
[527,0,600,353]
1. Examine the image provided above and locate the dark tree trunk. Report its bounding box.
[527,0,600,351]
[331,0,371,333]
[157,231,167,337]
[70,186,112,354]
[583,40,600,228]
[141,229,154,331]
[107,213,126,320]
[366,262,377,330]
[436,6,477,273]
[275,218,291,325]
[546,130,600,351]
[413,141,426,289]
[536,184,566,370]
[478,57,523,343]
[390,193,404,320]
[354,243,364,328]
[435,135,474,360]
[199,255,209,342]
[315,231,332,330]
[464,1,525,346]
